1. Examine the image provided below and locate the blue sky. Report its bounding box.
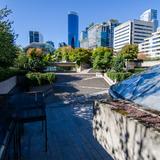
[0,0,160,48]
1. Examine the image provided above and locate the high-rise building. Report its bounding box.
[88,24,100,48]
[46,41,55,52]
[80,28,89,48]
[80,19,120,49]
[68,11,79,48]
[59,42,67,48]
[24,42,54,54]
[114,19,153,52]
[140,9,158,32]
[29,31,43,43]
[139,28,160,58]
[96,19,120,48]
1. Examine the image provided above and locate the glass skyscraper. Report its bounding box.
[68,11,79,48]
[140,9,158,32]
[80,19,119,49]
[29,31,43,44]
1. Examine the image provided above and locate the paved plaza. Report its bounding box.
[22,73,113,160]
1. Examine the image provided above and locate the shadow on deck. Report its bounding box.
[21,74,113,160]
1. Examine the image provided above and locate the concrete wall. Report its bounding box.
[141,60,160,67]
[0,76,17,94]
[93,101,160,160]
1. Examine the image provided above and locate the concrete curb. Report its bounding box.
[96,72,116,86]
[103,74,116,86]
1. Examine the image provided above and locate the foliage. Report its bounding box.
[15,48,55,72]
[92,47,113,71]
[27,48,43,58]
[61,46,73,61]
[0,7,17,68]
[26,72,56,86]
[26,48,49,72]
[120,44,138,60]
[69,48,92,66]
[0,67,27,82]
[54,47,92,66]
[129,67,145,74]
[106,71,132,82]
[14,53,28,70]
[54,48,63,61]
[112,55,125,72]
[54,46,73,62]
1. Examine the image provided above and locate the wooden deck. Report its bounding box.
[21,74,113,160]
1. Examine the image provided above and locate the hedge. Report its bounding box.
[106,71,132,82]
[26,72,56,86]
[0,67,27,82]
[129,67,145,74]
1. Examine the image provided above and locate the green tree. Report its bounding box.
[92,47,113,71]
[54,48,63,61]
[0,7,17,68]
[26,48,48,72]
[120,44,138,60]
[54,46,73,62]
[14,53,28,70]
[70,48,92,66]
[112,55,125,72]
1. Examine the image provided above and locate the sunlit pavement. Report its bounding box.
[21,73,113,160]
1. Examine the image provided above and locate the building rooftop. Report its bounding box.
[68,11,78,15]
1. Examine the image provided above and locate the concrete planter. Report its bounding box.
[93,101,160,160]
[0,76,17,94]
[103,74,116,86]
[141,60,160,67]
[76,63,90,73]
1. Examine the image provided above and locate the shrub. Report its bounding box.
[14,53,29,70]
[112,55,125,72]
[25,48,49,72]
[106,71,132,82]
[0,67,27,82]
[129,67,145,74]
[26,72,56,86]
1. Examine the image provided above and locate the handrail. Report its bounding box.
[0,121,16,160]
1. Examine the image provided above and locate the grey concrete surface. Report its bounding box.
[93,101,160,160]
[21,73,113,160]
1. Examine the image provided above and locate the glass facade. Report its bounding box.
[80,19,119,49]
[68,11,79,48]
[25,42,55,53]
[29,31,43,43]
[140,9,159,32]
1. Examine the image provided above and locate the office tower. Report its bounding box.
[59,42,67,48]
[140,9,158,32]
[80,28,89,48]
[139,28,160,58]
[114,19,153,52]
[68,11,79,48]
[87,24,100,48]
[46,41,55,48]
[46,41,55,52]
[80,19,119,49]
[29,31,43,43]
[107,19,120,47]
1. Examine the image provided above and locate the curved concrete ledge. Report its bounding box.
[0,76,17,94]
[93,100,160,160]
